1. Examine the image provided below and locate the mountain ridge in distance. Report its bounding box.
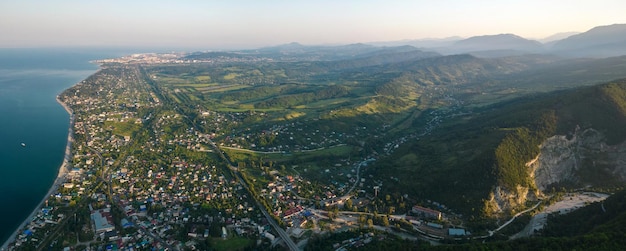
[553,24,626,49]
[427,33,543,56]
[188,23,626,60]
[539,31,580,44]
[366,36,462,49]
[363,23,626,58]
[551,23,626,57]
[454,34,542,50]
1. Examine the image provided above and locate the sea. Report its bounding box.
[0,48,131,244]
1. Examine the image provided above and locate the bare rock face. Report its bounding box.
[530,128,626,192]
[484,185,537,216]
[531,133,583,191]
[485,128,626,216]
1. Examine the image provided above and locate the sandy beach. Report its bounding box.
[1,96,74,251]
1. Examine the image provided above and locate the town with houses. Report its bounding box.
[3,53,471,251]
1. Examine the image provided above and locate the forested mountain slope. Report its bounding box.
[368,79,626,219]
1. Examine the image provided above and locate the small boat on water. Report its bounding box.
[21,142,26,147]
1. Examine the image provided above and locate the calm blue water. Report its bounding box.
[0,48,131,243]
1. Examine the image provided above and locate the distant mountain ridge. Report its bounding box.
[553,24,626,49]
[362,23,626,58]
[452,34,543,52]
[424,34,543,56]
[366,37,462,49]
[189,24,626,61]
[539,31,580,43]
[187,44,440,66]
[551,24,626,57]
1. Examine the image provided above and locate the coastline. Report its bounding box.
[1,95,74,251]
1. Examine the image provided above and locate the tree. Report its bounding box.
[327,211,334,219]
[382,215,390,227]
[345,199,353,210]
[358,215,366,227]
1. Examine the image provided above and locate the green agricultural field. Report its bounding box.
[298,97,358,109]
[197,84,248,93]
[104,121,142,136]
[170,83,216,88]
[223,72,240,80]
[224,144,354,162]
[224,144,357,186]
[195,75,211,81]
[212,237,253,251]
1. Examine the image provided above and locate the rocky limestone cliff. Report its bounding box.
[486,128,626,216]
[484,185,535,216]
[530,128,626,192]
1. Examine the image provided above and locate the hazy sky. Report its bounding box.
[1,0,625,50]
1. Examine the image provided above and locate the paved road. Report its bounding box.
[340,159,374,200]
[493,201,542,234]
[205,135,300,251]
[257,201,300,251]
[478,200,543,239]
[227,167,299,251]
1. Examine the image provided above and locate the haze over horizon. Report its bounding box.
[2,0,626,50]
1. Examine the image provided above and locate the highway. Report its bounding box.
[256,199,300,251]
[225,158,300,250]
[204,132,300,250]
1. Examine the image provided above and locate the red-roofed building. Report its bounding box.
[283,205,303,219]
[412,205,442,220]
